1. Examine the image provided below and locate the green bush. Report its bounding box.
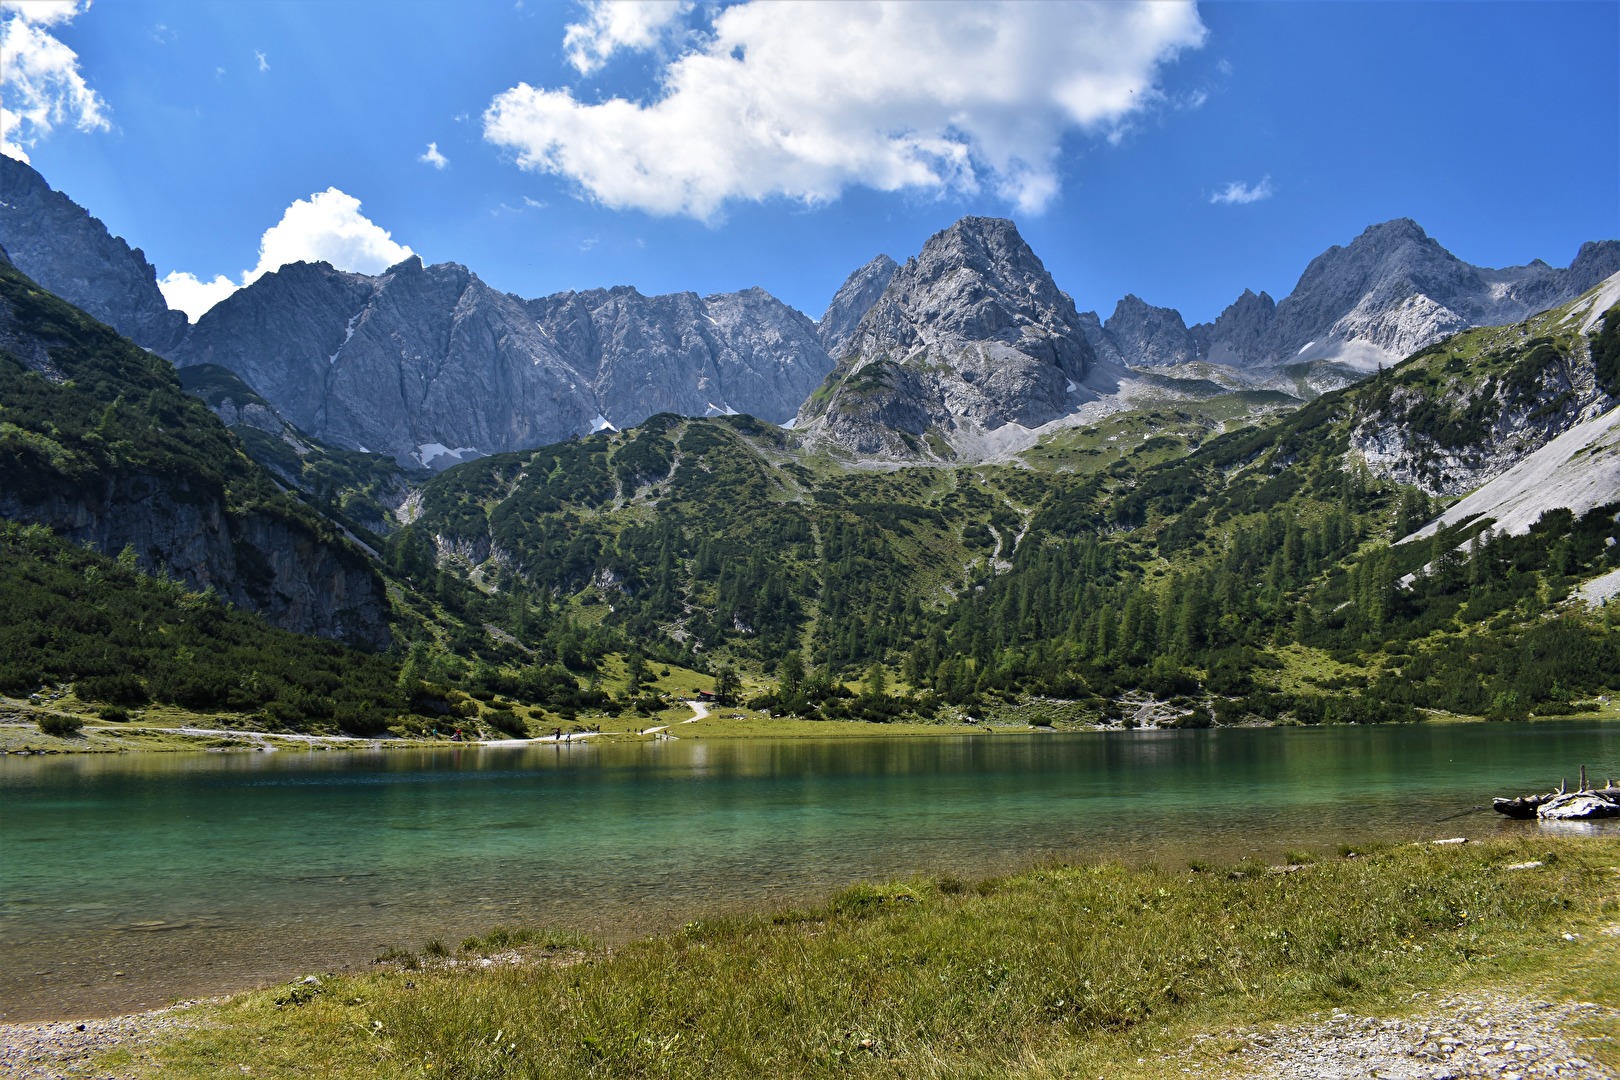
[37,713,84,737]
[483,708,527,737]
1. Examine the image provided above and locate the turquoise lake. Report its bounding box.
[3,722,1618,1021]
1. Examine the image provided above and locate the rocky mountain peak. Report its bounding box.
[797,216,1092,457]
[1569,240,1620,285]
[819,254,898,359]
[0,156,189,352]
[1103,294,1200,368]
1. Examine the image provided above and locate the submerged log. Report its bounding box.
[1492,793,1555,819]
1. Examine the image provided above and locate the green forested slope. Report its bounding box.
[4,263,1617,734]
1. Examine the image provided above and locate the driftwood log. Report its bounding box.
[1492,767,1620,821]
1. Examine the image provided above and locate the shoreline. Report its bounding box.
[5,710,1616,757]
[2,838,1616,1077]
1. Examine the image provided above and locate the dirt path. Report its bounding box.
[641,700,709,737]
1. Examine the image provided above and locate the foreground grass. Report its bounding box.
[115,837,1620,1078]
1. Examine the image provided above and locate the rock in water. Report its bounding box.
[1536,792,1620,820]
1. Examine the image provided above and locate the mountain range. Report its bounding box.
[1,153,1617,739]
[3,154,1614,467]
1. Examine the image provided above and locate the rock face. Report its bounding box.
[1361,273,1620,501]
[175,260,832,466]
[797,217,1092,456]
[175,257,599,468]
[818,254,898,359]
[0,156,188,352]
[1078,220,1618,376]
[0,265,391,647]
[526,284,831,427]
[1103,295,1200,368]
[1190,288,1276,366]
[1,473,392,649]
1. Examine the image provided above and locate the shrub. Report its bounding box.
[74,672,149,705]
[483,708,527,737]
[37,713,84,737]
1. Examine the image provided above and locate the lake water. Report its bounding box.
[3,722,1618,1021]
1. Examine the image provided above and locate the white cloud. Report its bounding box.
[156,271,238,321]
[563,0,692,75]
[0,1,83,26]
[255,49,269,73]
[486,0,1205,220]
[0,0,107,162]
[159,188,413,320]
[419,141,448,169]
[1209,176,1274,205]
[249,188,412,281]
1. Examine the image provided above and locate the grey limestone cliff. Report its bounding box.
[175,257,601,467]
[1103,294,1201,368]
[527,283,832,427]
[0,156,188,353]
[1190,288,1275,367]
[818,254,898,359]
[176,260,832,465]
[797,217,1093,457]
[0,266,391,647]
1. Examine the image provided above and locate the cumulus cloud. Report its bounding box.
[255,49,269,73]
[1209,176,1274,205]
[159,188,413,320]
[419,141,448,168]
[156,271,239,321]
[0,0,108,162]
[563,0,691,75]
[486,0,1205,220]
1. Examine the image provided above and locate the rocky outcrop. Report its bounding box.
[0,474,390,648]
[1079,222,1617,378]
[0,156,188,352]
[818,254,898,359]
[1352,274,1620,498]
[175,257,601,467]
[1190,289,1276,366]
[0,263,392,648]
[797,217,1092,457]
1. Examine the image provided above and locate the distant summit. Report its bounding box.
[796,216,1093,457]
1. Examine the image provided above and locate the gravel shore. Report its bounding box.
[1213,992,1618,1079]
[0,1001,212,1079]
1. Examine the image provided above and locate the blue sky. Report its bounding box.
[3,1,1616,326]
